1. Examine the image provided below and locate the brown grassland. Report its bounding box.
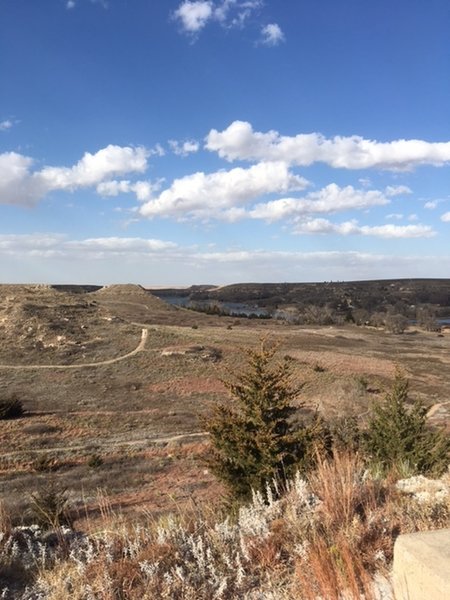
[0,283,449,528]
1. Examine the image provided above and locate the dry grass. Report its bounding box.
[1,453,448,599]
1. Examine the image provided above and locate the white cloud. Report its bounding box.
[385,213,403,220]
[66,237,177,252]
[173,1,262,35]
[424,199,443,210]
[206,120,450,171]
[168,139,200,156]
[215,0,262,27]
[0,119,14,131]
[385,185,412,196]
[0,152,47,206]
[66,1,108,9]
[173,1,214,33]
[260,23,285,46]
[0,145,149,206]
[441,212,450,222]
[139,161,309,220]
[38,145,148,190]
[0,234,177,259]
[96,179,163,202]
[249,184,389,222]
[292,219,435,238]
[148,143,165,157]
[2,234,449,284]
[358,177,372,187]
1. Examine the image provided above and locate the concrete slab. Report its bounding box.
[393,529,450,599]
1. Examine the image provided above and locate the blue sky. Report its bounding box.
[1,0,450,285]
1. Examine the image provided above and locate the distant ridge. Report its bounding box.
[94,284,149,296]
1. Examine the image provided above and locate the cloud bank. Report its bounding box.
[1,233,447,285]
[206,120,450,170]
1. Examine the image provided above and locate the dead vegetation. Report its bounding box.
[0,454,448,599]
[0,283,449,535]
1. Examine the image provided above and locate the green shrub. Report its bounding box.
[363,372,450,476]
[0,395,24,420]
[203,339,327,501]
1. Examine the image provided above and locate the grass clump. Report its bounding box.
[0,395,24,420]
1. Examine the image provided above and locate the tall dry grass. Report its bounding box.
[0,453,448,599]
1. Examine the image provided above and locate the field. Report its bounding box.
[1,283,449,528]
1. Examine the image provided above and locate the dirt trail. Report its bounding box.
[1,431,208,458]
[0,328,148,370]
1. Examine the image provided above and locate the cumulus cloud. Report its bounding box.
[173,1,214,33]
[292,219,435,238]
[0,153,47,206]
[249,184,389,222]
[168,139,200,156]
[206,120,450,171]
[139,161,309,220]
[38,145,148,190]
[173,1,262,35]
[0,145,149,206]
[260,23,285,46]
[441,212,450,222]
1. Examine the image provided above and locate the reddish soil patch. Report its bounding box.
[146,377,226,396]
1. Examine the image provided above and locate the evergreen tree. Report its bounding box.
[364,372,449,475]
[204,340,321,500]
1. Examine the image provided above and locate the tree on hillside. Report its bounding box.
[364,371,450,476]
[204,340,325,500]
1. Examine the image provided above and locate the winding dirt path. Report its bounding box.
[0,328,148,370]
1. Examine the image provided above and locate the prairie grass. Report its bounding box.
[0,453,448,599]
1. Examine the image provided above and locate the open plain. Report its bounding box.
[1,283,449,527]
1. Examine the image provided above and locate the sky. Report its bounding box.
[1,0,450,285]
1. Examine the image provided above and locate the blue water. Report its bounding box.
[156,296,270,317]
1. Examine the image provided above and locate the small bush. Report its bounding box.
[28,481,71,529]
[329,415,362,453]
[32,454,59,473]
[363,372,450,476]
[88,453,104,468]
[0,395,24,420]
